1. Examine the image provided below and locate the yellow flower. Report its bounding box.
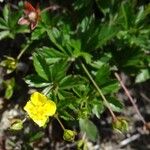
[24,92,56,127]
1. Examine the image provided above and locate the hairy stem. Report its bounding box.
[41,5,61,13]
[17,44,30,60]
[55,114,65,131]
[114,72,146,124]
[81,62,117,121]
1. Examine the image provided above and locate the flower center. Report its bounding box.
[28,11,37,22]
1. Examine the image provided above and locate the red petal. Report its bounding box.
[30,22,37,30]
[18,17,30,25]
[24,1,35,12]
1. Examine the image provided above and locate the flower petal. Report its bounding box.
[30,22,37,30]
[44,100,57,116]
[18,17,30,25]
[32,116,48,127]
[24,1,35,12]
[30,92,47,105]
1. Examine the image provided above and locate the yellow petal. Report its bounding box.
[24,101,34,113]
[32,116,48,127]
[44,100,56,116]
[30,92,47,105]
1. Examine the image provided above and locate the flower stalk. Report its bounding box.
[114,72,146,124]
[17,43,30,60]
[81,62,117,121]
[54,114,65,130]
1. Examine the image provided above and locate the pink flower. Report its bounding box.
[18,1,40,30]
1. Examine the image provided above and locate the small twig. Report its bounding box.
[140,92,150,102]
[114,72,146,125]
[119,133,140,147]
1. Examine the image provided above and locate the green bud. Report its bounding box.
[112,117,128,133]
[0,56,17,74]
[63,129,77,142]
[10,119,23,131]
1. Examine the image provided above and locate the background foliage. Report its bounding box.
[0,0,149,149]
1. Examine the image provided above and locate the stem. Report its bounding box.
[114,72,146,124]
[17,44,30,60]
[81,62,117,121]
[22,118,27,123]
[55,114,65,131]
[41,5,60,13]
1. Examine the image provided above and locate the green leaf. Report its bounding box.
[108,97,124,112]
[29,131,44,142]
[96,24,118,48]
[119,1,133,29]
[135,6,145,25]
[4,78,15,99]
[92,100,104,118]
[79,118,98,142]
[0,18,8,29]
[60,111,75,121]
[77,15,94,33]
[59,75,85,90]
[95,65,110,85]
[95,0,112,15]
[101,80,119,95]
[3,5,9,23]
[135,69,150,83]
[39,47,67,64]
[47,28,66,53]
[0,30,10,40]
[49,60,69,82]
[25,75,50,88]
[33,53,50,81]
[5,85,13,99]
[31,27,46,40]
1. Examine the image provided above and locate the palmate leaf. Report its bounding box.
[96,24,118,48]
[33,53,51,81]
[33,52,69,82]
[47,28,66,54]
[59,75,86,90]
[38,47,68,64]
[49,60,70,82]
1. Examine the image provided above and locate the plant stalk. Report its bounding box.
[81,62,117,121]
[55,114,65,131]
[114,72,146,124]
[17,44,30,60]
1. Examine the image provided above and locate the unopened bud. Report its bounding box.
[112,117,128,133]
[63,129,77,142]
[10,119,23,131]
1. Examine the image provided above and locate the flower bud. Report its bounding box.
[63,129,77,142]
[10,119,23,131]
[112,117,128,133]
